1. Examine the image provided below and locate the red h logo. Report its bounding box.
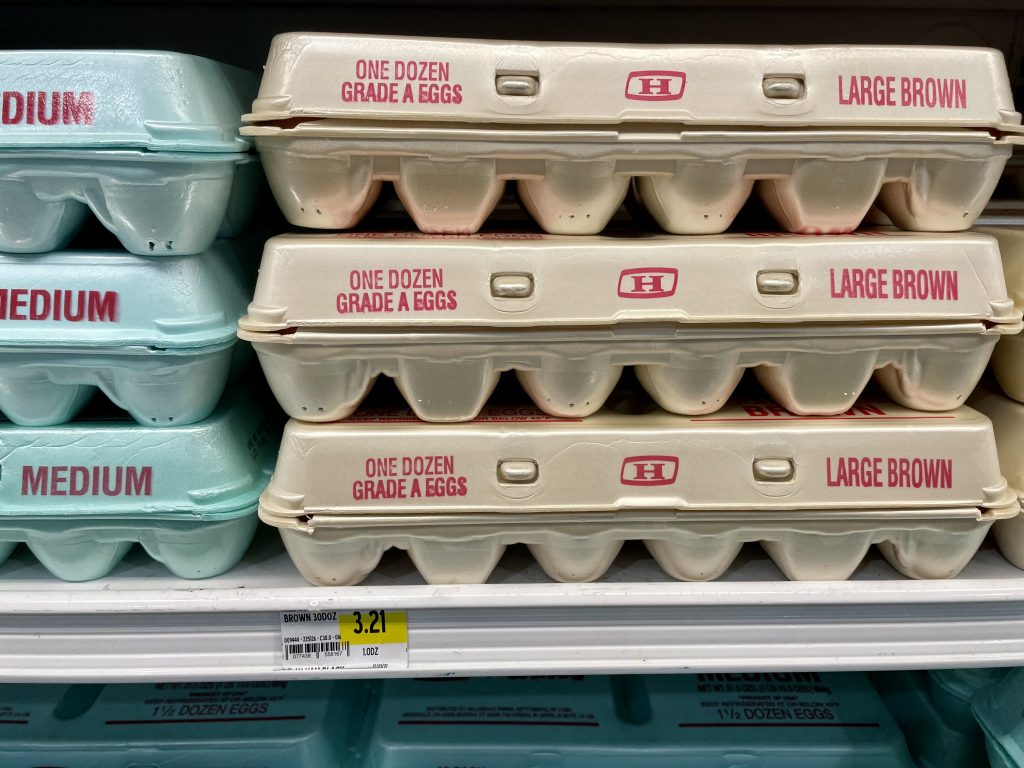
[620,456,680,486]
[625,71,686,101]
[618,268,678,299]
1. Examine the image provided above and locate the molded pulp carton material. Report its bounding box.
[238,231,1020,421]
[243,34,1021,234]
[260,398,1015,585]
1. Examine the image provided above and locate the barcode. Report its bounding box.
[283,640,349,660]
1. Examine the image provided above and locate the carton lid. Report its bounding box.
[0,388,278,519]
[0,241,250,349]
[0,681,357,765]
[645,673,913,764]
[371,676,625,758]
[240,231,1020,332]
[262,399,1012,518]
[246,33,1020,132]
[0,51,255,152]
[369,674,913,766]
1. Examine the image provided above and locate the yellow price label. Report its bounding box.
[339,609,408,645]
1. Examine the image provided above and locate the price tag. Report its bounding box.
[340,609,408,645]
[278,609,409,671]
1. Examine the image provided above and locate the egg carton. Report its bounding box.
[0,388,278,581]
[974,668,1024,768]
[0,241,252,426]
[0,680,359,767]
[243,34,1022,234]
[965,388,1024,574]
[977,225,1024,405]
[365,674,914,768]
[872,668,1007,768]
[239,231,1020,421]
[259,398,1016,585]
[0,50,260,254]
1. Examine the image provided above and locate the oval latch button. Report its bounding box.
[496,74,539,96]
[497,460,539,484]
[763,76,805,100]
[756,270,798,296]
[753,458,795,482]
[491,273,535,299]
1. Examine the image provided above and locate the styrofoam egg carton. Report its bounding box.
[973,668,1024,768]
[366,673,914,768]
[0,680,365,767]
[0,387,278,581]
[929,667,1009,725]
[0,240,252,426]
[242,34,1021,234]
[0,51,260,254]
[259,397,1016,586]
[872,668,1007,768]
[238,231,1020,422]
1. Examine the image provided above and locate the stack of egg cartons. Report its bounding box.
[968,222,1024,571]
[0,51,276,580]
[242,34,1022,585]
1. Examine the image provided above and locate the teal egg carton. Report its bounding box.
[0,240,251,426]
[0,680,366,767]
[0,674,916,765]
[0,387,278,581]
[0,51,260,255]
[873,668,1007,768]
[366,673,915,768]
[929,667,1009,725]
[974,668,1024,768]
[0,51,253,152]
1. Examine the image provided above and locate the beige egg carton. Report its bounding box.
[977,225,1024,403]
[246,34,1019,129]
[259,397,1018,586]
[964,387,1024,574]
[238,231,1021,421]
[242,34,1023,234]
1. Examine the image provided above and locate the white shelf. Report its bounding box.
[1,529,1024,682]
